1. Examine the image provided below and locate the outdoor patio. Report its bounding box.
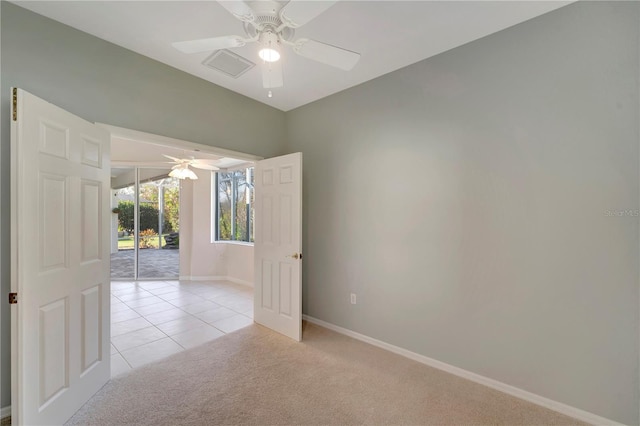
[111,249,180,279]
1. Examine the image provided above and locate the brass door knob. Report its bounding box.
[288,253,302,260]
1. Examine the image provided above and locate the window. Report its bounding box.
[215,168,254,242]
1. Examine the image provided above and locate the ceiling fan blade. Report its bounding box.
[190,158,219,165]
[279,0,338,28]
[216,1,255,22]
[262,60,283,89]
[294,39,360,71]
[163,154,181,162]
[172,35,247,54]
[190,163,220,171]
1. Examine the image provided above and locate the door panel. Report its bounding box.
[261,260,274,310]
[263,196,274,244]
[81,136,103,168]
[11,88,111,425]
[39,298,68,405]
[81,180,102,262]
[81,285,102,371]
[40,174,68,270]
[39,120,69,158]
[254,153,302,341]
[279,263,292,316]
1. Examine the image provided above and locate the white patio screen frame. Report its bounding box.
[111,166,180,281]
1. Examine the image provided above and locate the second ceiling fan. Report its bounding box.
[172,0,361,91]
[164,154,220,180]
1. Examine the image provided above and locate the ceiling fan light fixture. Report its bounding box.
[169,165,198,180]
[258,47,280,62]
[258,30,280,62]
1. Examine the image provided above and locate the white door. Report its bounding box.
[10,88,111,425]
[254,152,303,341]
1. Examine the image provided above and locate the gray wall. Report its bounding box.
[286,2,639,424]
[2,1,639,424]
[0,1,286,409]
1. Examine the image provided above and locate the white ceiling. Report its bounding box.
[14,1,572,111]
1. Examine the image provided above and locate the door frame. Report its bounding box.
[97,124,262,164]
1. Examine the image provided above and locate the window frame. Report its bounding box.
[213,168,254,244]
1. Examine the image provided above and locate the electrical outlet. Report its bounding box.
[350,293,357,305]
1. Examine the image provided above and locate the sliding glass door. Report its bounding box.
[137,173,180,278]
[110,167,180,280]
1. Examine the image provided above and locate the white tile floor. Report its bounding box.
[110,280,254,377]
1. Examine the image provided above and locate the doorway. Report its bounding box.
[106,127,261,283]
[106,128,262,375]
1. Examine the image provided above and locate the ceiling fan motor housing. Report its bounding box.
[243,15,295,41]
[260,30,279,47]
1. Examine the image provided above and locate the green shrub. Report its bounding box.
[139,228,158,249]
[117,201,171,234]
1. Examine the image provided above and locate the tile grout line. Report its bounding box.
[110,279,255,375]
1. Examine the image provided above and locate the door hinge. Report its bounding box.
[12,88,17,122]
[8,292,17,304]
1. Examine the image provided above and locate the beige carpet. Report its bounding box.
[67,322,586,425]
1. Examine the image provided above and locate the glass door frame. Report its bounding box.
[112,166,180,281]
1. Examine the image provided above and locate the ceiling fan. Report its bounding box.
[163,154,220,180]
[172,0,361,93]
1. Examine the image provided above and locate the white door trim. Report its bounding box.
[96,123,263,163]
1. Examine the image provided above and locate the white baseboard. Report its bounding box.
[178,275,253,288]
[302,315,622,426]
[179,275,227,281]
[0,405,10,419]
[225,276,253,288]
